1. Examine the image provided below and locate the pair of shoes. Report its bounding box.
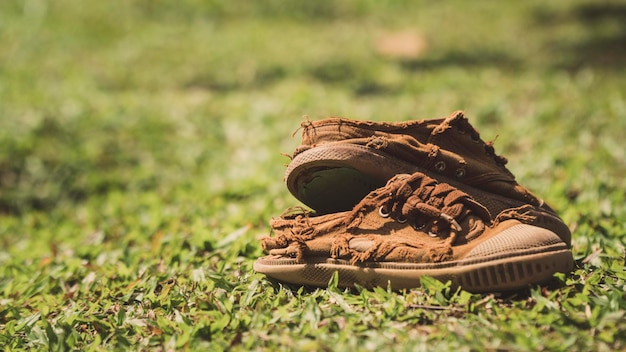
[254,111,574,293]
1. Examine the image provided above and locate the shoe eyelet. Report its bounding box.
[434,161,446,172]
[428,231,439,238]
[378,206,390,218]
[396,215,408,224]
[411,222,426,231]
[455,168,466,178]
[470,134,480,143]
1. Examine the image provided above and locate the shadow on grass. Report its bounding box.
[398,49,522,72]
[536,3,626,70]
[0,115,195,214]
[184,65,289,93]
[261,275,570,303]
[397,3,626,73]
[308,60,397,96]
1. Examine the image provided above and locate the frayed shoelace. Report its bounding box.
[262,172,494,263]
[345,172,491,239]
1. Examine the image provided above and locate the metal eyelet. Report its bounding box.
[378,206,390,218]
[439,213,462,231]
[434,161,446,172]
[455,168,466,178]
[428,231,439,238]
[411,222,426,231]
[396,215,408,224]
[470,134,481,143]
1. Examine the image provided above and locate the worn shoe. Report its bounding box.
[254,172,573,293]
[286,111,547,215]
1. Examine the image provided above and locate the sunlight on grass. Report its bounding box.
[1,0,625,350]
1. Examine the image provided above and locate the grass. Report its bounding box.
[1,0,625,350]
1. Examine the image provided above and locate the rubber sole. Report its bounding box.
[285,144,527,214]
[254,245,574,293]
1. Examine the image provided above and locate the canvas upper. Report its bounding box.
[285,111,550,215]
[255,172,573,292]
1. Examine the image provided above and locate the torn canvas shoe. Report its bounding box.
[254,172,573,293]
[285,111,548,215]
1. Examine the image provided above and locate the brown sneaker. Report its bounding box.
[286,111,547,215]
[254,172,573,293]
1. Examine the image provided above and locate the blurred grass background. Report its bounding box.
[1,0,625,350]
[1,0,625,214]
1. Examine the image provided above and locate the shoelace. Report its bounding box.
[346,172,492,240]
[263,173,493,263]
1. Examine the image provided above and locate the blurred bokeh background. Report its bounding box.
[1,0,625,217]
